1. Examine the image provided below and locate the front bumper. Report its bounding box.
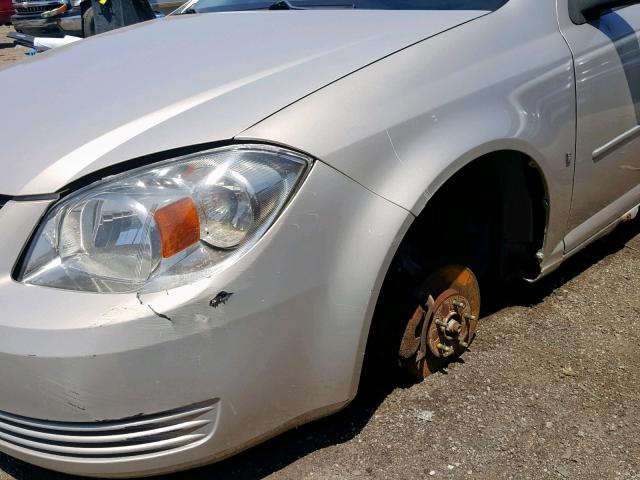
[11,6,81,37]
[0,161,411,477]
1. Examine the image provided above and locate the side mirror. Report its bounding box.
[569,0,638,24]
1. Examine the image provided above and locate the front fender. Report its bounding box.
[239,0,576,271]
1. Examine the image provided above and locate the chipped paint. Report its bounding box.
[210,291,234,308]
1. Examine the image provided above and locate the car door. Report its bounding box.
[558,0,640,252]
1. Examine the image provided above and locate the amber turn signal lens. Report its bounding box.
[154,197,200,258]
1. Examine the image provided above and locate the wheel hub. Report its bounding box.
[428,289,476,358]
[399,265,481,378]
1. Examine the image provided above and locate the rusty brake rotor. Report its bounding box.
[399,265,480,379]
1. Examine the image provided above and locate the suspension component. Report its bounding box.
[399,265,481,379]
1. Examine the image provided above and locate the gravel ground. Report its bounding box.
[0,27,27,67]
[0,25,639,480]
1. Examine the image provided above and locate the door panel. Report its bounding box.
[558,2,640,252]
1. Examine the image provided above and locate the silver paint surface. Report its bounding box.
[557,3,640,252]
[1,0,640,476]
[0,9,484,195]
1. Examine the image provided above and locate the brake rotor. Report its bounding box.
[427,289,475,358]
[399,265,480,379]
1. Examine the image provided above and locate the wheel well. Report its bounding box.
[398,150,546,289]
[363,150,547,373]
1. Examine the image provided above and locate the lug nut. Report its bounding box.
[437,343,452,353]
[453,300,465,308]
[435,319,447,327]
[464,314,477,321]
[459,341,469,349]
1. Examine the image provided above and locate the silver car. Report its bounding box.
[0,0,639,477]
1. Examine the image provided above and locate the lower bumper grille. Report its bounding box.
[0,400,218,459]
[15,4,61,14]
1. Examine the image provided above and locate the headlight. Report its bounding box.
[18,145,311,293]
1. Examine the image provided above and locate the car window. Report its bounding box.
[186,0,508,13]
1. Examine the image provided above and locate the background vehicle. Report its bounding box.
[11,0,181,37]
[0,0,639,478]
[0,0,14,24]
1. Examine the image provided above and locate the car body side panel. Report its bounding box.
[240,0,577,273]
[557,1,640,253]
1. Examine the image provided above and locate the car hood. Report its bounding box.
[1,9,486,195]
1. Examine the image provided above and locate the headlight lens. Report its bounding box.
[18,145,311,293]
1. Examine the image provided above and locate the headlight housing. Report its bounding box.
[18,145,311,293]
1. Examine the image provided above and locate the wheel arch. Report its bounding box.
[413,139,551,220]
[357,144,550,387]
[413,143,551,281]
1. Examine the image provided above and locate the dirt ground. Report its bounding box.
[0,27,27,67]
[1,24,640,480]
